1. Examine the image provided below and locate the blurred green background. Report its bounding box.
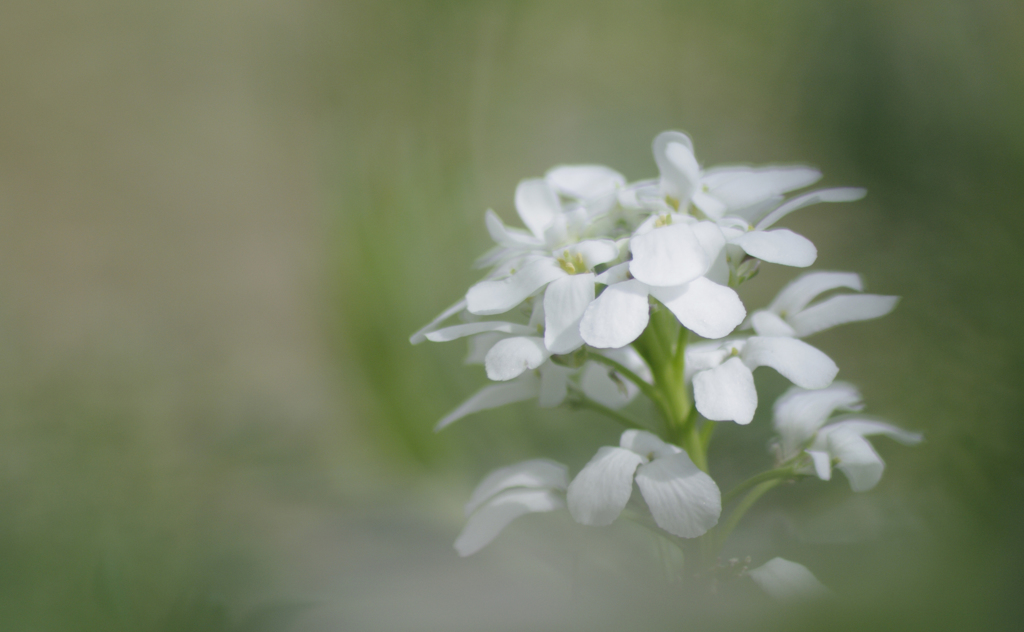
[0,0,1021,630]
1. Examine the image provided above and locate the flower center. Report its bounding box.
[556,251,587,275]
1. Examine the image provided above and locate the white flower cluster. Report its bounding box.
[411,131,919,578]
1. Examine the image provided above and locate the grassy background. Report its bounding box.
[0,0,1021,629]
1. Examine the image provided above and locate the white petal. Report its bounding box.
[484,209,544,249]
[564,206,590,236]
[707,167,823,212]
[614,184,638,209]
[825,419,923,446]
[465,332,504,365]
[619,429,681,460]
[580,362,637,409]
[603,345,654,381]
[703,249,730,286]
[755,187,866,230]
[700,166,751,189]
[653,131,699,203]
[691,220,727,264]
[542,214,569,247]
[473,244,517,270]
[426,321,536,342]
[464,459,570,517]
[650,277,746,340]
[538,362,571,408]
[485,336,550,381]
[528,295,545,327]
[543,274,594,354]
[629,224,707,287]
[435,375,540,431]
[684,341,733,380]
[806,450,833,481]
[732,229,817,267]
[748,558,831,600]
[691,190,728,220]
[483,252,541,281]
[635,453,721,538]
[773,383,863,454]
[768,271,863,315]
[409,298,467,344]
[545,164,625,199]
[788,294,900,337]
[632,212,664,236]
[566,240,619,269]
[742,337,838,389]
[595,262,631,285]
[726,195,784,224]
[824,428,884,492]
[693,357,757,424]
[750,310,797,337]
[579,280,651,349]
[567,446,645,526]
[466,258,566,315]
[454,489,564,557]
[580,346,652,407]
[773,383,863,429]
[514,178,562,239]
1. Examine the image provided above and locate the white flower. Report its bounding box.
[580,275,745,349]
[747,557,831,600]
[654,131,823,220]
[408,297,469,345]
[578,215,746,348]
[567,429,721,538]
[685,337,839,425]
[650,130,867,271]
[465,179,622,356]
[773,384,923,491]
[455,459,568,556]
[772,381,863,459]
[576,346,655,409]
[716,187,867,271]
[749,271,900,338]
[433,343,652,431]
[545,164,627,218]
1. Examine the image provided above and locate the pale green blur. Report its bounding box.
[0,1,1021,630]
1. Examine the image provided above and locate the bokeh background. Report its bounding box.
[1,1,1021,630]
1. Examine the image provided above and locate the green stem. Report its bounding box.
[586,352,667,416]
[633,317,670,378]
[570,397,649,432]
[713,480,780,556]
[721,467,796,506]
[699,419,715,452]
[653,307,678,357]
[683,421,707,472]
[638,310,689,428]
[672,324,689,379]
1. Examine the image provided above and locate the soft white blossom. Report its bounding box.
[455,459,569,556]
[465,178,623,356]
[647,131,867,274]
[579,214,745,347]
[685,337,839,425]
[545,164,626,217]
[749,271,899,338]
[567,430,721,538]
[747,557,831,600]
[773,384,923,491]
[653,131,823,220]
[434,344,653,431]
